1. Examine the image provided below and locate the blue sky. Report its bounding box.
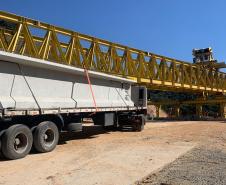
[1,0,226,68]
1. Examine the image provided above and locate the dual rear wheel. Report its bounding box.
[33,121,59,153]
[1,124,33,159]
[1,121,59,160]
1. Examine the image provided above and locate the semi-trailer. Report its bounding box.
[0,51,147,160]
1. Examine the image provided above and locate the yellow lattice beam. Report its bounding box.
[0,11,226,92]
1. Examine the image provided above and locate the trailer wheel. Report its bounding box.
[2,124,33,160]
[33,121,59,153]
[0,130,4,153]
[0,130,5,158]
[132,115,145,132]
[0,140,1,155]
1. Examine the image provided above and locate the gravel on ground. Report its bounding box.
[136,145,226,185]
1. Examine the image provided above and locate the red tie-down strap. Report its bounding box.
[83,67,98,113]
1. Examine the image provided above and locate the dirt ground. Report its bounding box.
[0,121,226,185]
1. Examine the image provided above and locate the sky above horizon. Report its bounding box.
[1,0,226,71]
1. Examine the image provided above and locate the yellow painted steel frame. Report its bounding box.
[0,11,226,92]
[148,98,226,106]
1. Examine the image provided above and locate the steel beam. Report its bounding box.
[0,11,226,92]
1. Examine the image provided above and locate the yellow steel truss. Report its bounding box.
[0,11,226,92]
[148,99,226,106]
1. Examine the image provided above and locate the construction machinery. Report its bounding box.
[0,11,226,159]
[0,11,148,160]
[193,47,226,71]
[0,11,226,93]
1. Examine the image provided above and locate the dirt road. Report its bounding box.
[0,121,226,185]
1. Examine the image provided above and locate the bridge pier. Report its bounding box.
[175,105,180,118]
[220,103,226,118]
[196,104,202,118]
[156,105,161,118]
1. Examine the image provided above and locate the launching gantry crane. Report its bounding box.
[1,11,226,160]
[148,48,226,119]
[192,47,226,71]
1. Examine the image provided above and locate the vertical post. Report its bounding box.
[156,105,161,118]
[196,104,202,118]
[181,63,184,87]
[161,59,165,85]
[219,103,226,118]
[175,105,180,118]
[172,60,175,87]
[190,64,192,89]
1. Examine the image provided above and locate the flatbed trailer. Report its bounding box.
[0,51,147,160]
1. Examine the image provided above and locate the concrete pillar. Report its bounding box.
[219,103,226,118]
[175,105,180,118]
[196,104,202,118]
[156,105,161,118]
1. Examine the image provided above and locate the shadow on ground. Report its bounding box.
[0,124,136,161]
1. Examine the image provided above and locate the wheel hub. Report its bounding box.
[14,133,28,153]
[43,129,55,146]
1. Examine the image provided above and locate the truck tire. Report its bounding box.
[2,124,33,160]
[132,115,145,132]
[0,130,5,158]
[33,121,59,153]
[0,140,1,155]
